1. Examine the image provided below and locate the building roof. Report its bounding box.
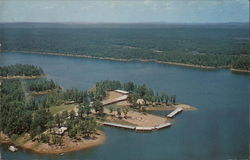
[114,90,129,94]
[103,122,135,130]
[54,127,68,135]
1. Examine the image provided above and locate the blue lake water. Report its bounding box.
[0,52,249,160]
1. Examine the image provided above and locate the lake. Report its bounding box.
[0,52,249,160]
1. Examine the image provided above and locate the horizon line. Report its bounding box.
[0,21,249,25]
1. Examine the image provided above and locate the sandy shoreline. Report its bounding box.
[3,50,228,70]
[145,104,198,111]
[0,74,48,80]
[0,131,106,155]
[230,68,250,74]
[105,108,168,127]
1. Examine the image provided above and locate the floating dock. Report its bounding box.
[103,122,171,131]
[154,123,172,130]
[167,107,183,118]
[135,126,155,131]
[103,122,135,130]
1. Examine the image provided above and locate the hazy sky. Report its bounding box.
[0,0,249,23]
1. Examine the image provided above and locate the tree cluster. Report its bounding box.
[232,56,250,70]
[27,79,59,92]
[0,64,44,77]
[0,79,98,143]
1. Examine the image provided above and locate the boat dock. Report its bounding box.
[103,122,171,131]
[8,146,18,152]
[167,107,183,118]
[154,123,172,129]
[103,122,135,130]
[135,126,155,131]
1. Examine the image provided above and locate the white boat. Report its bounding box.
[8,146,18,152]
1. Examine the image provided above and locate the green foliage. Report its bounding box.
[0,64,44,77]
[68,126,77,138]
[40,134,50,143]
[69,110,76,120]
[54,113,63,128]
[52,135,63,145]
[63,88,88,103]
[1,26,249,67]
[67,116,97,138]
[232,56,250,70]
[0,66,99,140]
[0,80,32,135]
[61,111,69,119]
[93,100,104,116]
[30,108,53,136]
[27,79,59,92]
[10,134,19,142]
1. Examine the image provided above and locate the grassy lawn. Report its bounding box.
[14,134,31,145]
[50,104,76,115]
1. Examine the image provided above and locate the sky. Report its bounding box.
[0,0,249,23]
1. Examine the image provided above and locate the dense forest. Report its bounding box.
[27,79,60,92]
[0,23,249,69]
[232,56,250,71]
[0,64,100,144]
[0,64,44,77]
[0,79,97,144]
[0,80,32,135]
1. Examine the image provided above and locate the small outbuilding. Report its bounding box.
[136,99,145,105]
[54,127,68,135]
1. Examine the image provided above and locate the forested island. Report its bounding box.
[0,23,249,71]
[0,64,196,154]
[0,64,46,79]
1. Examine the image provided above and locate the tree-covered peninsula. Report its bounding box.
[0,64,45,78]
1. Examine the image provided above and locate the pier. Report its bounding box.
[103,122,135,130]
[103,122,172,131]
[154,123,172,130]
[167,107,183,118]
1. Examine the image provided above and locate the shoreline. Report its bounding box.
[0,74,48,80]
[0,130,106,155]
[145,104,198,111]
[230,68,250,74]
[3,50,231,70]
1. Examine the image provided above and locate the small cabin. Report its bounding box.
[54,127,68,135]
